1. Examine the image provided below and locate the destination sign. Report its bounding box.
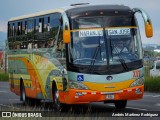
[108,28,130,36]
[79,30,103,37]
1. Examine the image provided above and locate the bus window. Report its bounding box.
[27,20,34,33]
[9,23,12,37]
[15,22,18,36]
[8,23,12,37]
[39,18,44,33]
[25,21,27,34]
[50,13,61,37]
[12,23,15,36]
[18,22,22,35]
[22,21,25,35]
[44,17,49,32]
[48,17,50,32]
[34,19,39,33]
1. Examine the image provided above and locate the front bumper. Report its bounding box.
[59,85,144,104]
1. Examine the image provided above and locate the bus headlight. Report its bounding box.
[69,81,89,90]
[130,77,144,87]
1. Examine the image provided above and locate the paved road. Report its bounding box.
[0,82,160,117]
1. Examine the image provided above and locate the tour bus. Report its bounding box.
[7,4,153,111]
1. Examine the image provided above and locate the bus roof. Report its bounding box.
[8,9,64,22]
[8,4,132,22]
[66,5,132,18]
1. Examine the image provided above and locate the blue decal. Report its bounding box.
[77,75,84,81]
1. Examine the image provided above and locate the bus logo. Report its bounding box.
[133,70,141,78]
[106,76,113,81]
[77,75,84,81]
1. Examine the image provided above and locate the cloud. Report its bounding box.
[0,21,7,33]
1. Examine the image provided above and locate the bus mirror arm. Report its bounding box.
[133,8,153,38]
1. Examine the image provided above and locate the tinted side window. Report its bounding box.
[8,23,12,37]
[12,23,15,36]
[50,13,61,37]
[27,20,34,33]
[18,22,22,35]
[22,21,25,35]
[15,22,18,36]
[34,18,39,33]
[39,18,44,33]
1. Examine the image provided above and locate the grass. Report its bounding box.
[144,76,160,93]
[0,72,9,81]
[144,66,160,93]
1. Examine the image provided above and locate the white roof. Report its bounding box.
[9,8,65,22]
[8,4,93,22]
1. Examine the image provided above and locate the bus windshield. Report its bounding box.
[69,16,142,70]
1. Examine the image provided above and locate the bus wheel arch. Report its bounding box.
[52,80,70,112]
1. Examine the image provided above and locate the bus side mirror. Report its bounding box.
[63,23,71,44]
[133,8,153,38]
[145,22,153,38]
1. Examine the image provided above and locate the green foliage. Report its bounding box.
[144,50,154,57]
[0,73,9,81]
[144,66,160,93]
[144,76,160,93]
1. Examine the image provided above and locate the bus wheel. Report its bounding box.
[21,81,40,105]
[114,100,127,109]
[21,81,26,103]
[53,85,70,112]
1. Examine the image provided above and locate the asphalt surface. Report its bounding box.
[0,82,160,118]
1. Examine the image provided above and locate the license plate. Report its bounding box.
[106,94,114,99]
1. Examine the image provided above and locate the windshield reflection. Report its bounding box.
[69,16,142,68]
[70,33,107,65]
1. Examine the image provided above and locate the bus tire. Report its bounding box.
[114,100,127,109]
[53,84,70,112]
[20,81,40,105]
[20,81,27,104]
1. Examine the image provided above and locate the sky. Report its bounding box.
[0,0,159,45]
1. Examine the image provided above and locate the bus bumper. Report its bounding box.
[59,85,144,104]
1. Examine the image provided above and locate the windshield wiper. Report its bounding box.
[112,46,129,71]
[109,35,128,71]
[88,44,101,73]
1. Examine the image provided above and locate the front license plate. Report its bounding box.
[106,94,114,99]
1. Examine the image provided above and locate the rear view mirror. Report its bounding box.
[63,23,71,44]
[145,22,153,38]
[133,8,153,38]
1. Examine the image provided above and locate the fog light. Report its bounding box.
[135,88,142,94]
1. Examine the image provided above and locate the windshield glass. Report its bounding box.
[108,28,142,65]
[69,16,142,68]
[69,17,107,65]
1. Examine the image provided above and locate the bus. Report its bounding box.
[7,4,153,111]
